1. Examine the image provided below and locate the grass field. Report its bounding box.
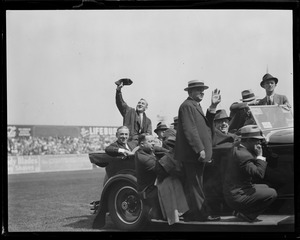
[7,168,111,232]
[5,168,297,235]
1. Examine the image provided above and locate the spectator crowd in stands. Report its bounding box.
[7,135,116,156]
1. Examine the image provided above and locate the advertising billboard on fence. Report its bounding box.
[8,155,40,174]
[8,154,94,174]
[79,126,118,138]
[7,125,118,139]
[7,125,33,138]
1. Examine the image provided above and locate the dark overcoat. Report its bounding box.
[135,148,157,192]
[174,97,215,163]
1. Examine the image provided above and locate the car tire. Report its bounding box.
[108,181,147,230]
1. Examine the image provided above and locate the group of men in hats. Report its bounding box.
[93,73,287,228]
[229,73,290,132]
[173,76,280,223]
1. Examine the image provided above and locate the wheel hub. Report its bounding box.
[121,201,128,210]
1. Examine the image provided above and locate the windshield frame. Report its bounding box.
[248,105,293,135]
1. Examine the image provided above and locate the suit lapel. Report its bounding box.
[191,99,205,116]
[273,94,280,104]
[117,141,129,150]
[261,96,268,105]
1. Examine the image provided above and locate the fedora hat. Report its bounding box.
[163,128,176,139]
[240,125,264,139]
[154,122,168,133]
[240,89,256,102]
[171,116,178,126]
[260,73,278,87]
[115,78,133,86]
[184,80,209,91]
[214,109,231,121]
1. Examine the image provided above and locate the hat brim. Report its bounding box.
[184,85,209,91]
[154,128,168,133]
[260,78,278,87]
[241,96,256,102]
[115,78,133,86]
[214,117,231,121]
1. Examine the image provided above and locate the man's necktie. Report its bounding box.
[267,97,272,105]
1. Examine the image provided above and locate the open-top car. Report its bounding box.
[89,105,294,231]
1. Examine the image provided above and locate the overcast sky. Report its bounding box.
[6,9,293,128]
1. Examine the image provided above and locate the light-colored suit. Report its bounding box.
[258,93,290,106]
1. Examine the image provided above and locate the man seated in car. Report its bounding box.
[105,126,138,157]
[204,109,238,217]
[104,126,138,184]
[134,133,164,220]
[155,136,189,225]
[229,89,259,133]
[90,126,138,214]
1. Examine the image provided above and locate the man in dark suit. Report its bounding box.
[105,126,137,157]
[135,133,164,219]
[153,122,169,147]
[223,125,277,222]
[115,79,152,142]
[228,89,259,133]
[174,80,221,221]
[205,109,238,216]
[213,109,237,146]
[104,126,137,185]
[258,73,291,107]
[90,126,137,214]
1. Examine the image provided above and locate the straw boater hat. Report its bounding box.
[214,109,231,121]
[260,73,278,87]
[240,125,264,139]
[184,80,209,91]
[115,78,133,86]
[154,122,168,133]
[240,89,256,102]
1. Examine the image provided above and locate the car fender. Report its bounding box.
[98,173,137,215]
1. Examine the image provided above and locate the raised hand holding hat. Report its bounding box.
[115,78,133,90]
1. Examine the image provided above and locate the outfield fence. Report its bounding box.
[8,154,96,174]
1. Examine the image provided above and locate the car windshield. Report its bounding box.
[249,105,293,134]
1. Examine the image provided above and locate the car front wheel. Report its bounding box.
[108,181,147,230]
